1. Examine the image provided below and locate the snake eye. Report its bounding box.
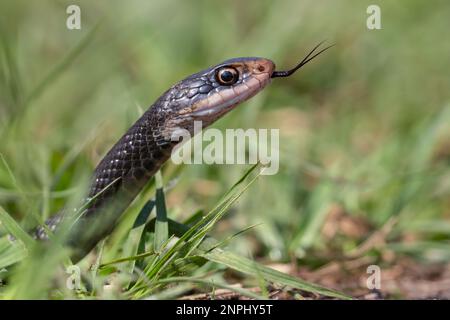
[216,67,239,85]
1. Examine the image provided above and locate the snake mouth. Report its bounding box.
[188,59,274,121]
[190,76,272,120]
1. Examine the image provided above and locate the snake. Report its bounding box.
[33,42,332,262]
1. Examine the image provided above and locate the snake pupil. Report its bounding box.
[216,67,238,85]
[221,71,234,82]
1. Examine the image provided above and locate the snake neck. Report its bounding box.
[34,106,177,261]
[88,107,174,207]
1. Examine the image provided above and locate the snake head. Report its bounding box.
[161,57,275,136]
[158,42,332,139]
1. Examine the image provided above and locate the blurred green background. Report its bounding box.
[0,0,449,297]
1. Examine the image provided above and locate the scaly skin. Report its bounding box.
[34,43,331,261]
[36,57,275,261]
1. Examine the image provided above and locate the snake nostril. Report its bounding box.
[257,65,265,72]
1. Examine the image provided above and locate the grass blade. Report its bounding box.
[165,218,350,299]
[0,205,34,248]
[154,171,168,251]
[0,236,27,269]
[203,249,349,299]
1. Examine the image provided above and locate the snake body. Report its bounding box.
[34,44,331,261]
[36,57,275,260]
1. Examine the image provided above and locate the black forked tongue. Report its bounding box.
[271,41,334,78]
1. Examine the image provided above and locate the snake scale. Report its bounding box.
[33,43,332,261]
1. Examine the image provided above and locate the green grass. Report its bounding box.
[0,0,449,299]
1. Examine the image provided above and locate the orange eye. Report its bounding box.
[216,67,239,85]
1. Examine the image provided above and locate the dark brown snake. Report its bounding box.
[33,43,332,262]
